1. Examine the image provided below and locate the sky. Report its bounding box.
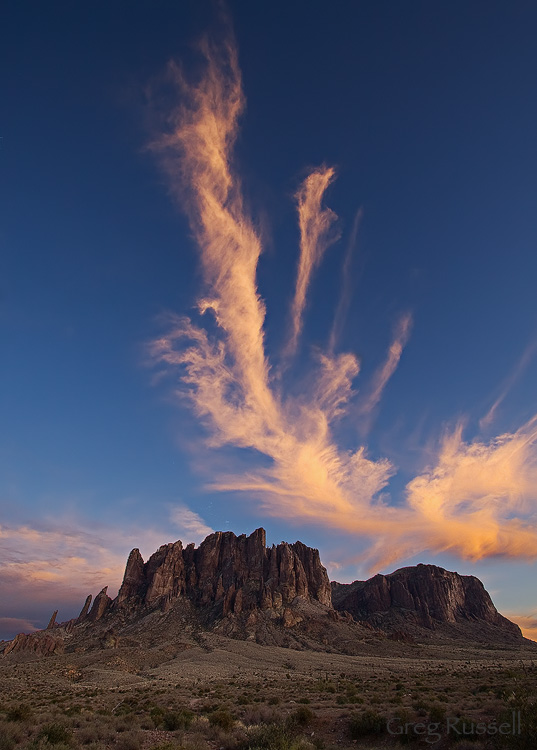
[1,1,537,642]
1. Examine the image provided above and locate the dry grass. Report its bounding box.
[1,633,536,749]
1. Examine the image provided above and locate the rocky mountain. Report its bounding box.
[331,563,521,638]
[1,529,525,657]
[113,527,331,617]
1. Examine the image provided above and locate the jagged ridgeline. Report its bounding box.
[1,528,524,657]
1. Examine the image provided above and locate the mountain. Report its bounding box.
[113,527,331,616]
[0,529,524,657]
[331,563,521,639]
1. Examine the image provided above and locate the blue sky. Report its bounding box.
[1,1,537,641]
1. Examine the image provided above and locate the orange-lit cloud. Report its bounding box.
[505,613,537,642]
[286,167,339,357]
[0,523,160,605]
[355,312,412,431]
[0,509,209,632]
[148,35,537,573]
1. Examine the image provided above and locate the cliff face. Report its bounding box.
[112,528,332,618]
[2,531,525,658]
[331,563,521,636]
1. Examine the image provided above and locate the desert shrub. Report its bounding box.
[287,707,314,728]
[246,723,293,750]
[209,708,235,730]
[267,697,280,706]
[37,723,73,744]
[0,729,16,750]
[150,706,166,727]
[115,702,134,716]
[24,742,73,750]
[495,688,537,749]
[115,730,142,750]
[209,723,248,749]
[78,726,102,745]
[179,735,211,750]
[242,706,279,726]
[162,709,195,730]
[450,718,481,742]
[64,706,82,716]
[348,709,385,739]
[6,704,32,721]
[428,703,446,723]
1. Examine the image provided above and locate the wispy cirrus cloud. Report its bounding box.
[148,33,537,572]
[148,35,394,550]
[328,207,363,354]
[480,338,537,430]
[169,504,214,543]
[355,312,413,428]
[286,166,339,357]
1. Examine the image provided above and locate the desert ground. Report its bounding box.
[1,631,536,750]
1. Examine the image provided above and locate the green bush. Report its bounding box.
[37,724,73,745]
[162,709,195,730]
[209,708,235,730]
[246,723,294,750]
[150,706,165,727]
[288,706,314,728]
[495,689,537,749]
[348,709,385,739]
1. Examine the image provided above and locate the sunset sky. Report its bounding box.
[2,2,537,642]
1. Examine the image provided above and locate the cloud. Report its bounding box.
[329,207,363,354]
[148,33,537,574]
[480,338,537,429]
[0,618,38,641]
[402,416,537,565]
[356,312,413,423]
[170,505,214,543]
[147,36,395,542]
[0,521,170,632]
[505,613,537,642]
[286,167,339,357]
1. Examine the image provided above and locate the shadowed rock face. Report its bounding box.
[2,532,525,658]
[88,587,113,622]
[331,563,521,635]
[3,632,64,656]
[113,528,332,616]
